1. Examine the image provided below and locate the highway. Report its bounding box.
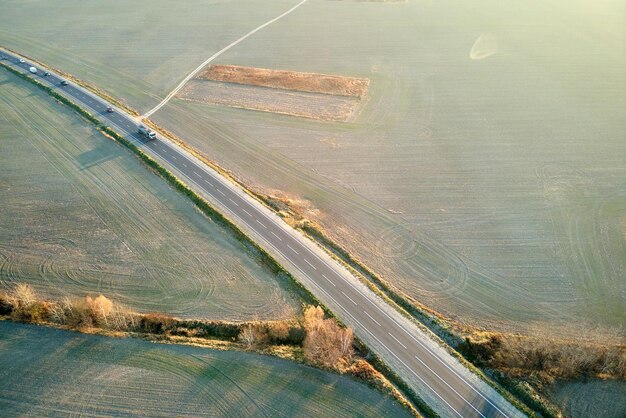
[1,49,525,418]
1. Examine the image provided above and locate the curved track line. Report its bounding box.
[143,0,307,119]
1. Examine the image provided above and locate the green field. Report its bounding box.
[0,70,299,320]
[154,0,626,336]
[548,379,626,418]
[1,0,624,337]
[0,0,296,111]
[0,322,410,417]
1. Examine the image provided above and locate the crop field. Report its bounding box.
[0,71,299,320]
[151,0,626,338]
[0,0,299,111]
[548,379,626,418]
[1,0,624,339]
[0,322,410,417]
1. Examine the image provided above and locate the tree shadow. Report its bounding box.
[77,143,118,170]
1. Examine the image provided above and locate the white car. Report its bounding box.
[18,58,25,63]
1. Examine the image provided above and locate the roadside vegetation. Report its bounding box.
[0,283,421,417]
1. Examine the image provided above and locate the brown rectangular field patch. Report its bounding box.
[197,65,369,98]
[177,65,369,122]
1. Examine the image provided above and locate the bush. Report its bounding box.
[0,291,14,315]
[303,305,354,371]
[457,335,502,366]
[238,323,269,349]
[138,313,176,334]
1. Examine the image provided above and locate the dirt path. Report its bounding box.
[142,0,308,119]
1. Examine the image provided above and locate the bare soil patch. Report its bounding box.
[178,80,363,122]
[182,65,370,121]
[198,65,369,98]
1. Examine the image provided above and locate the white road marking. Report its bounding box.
[256,219,267,228]
[304,259,317,270]
[388,332,407,350]
[194,171,202,177]
[171,155,177,160]
[298,238,508,417]
[143,0,308,118]
[217,189,226,197]
[242,208,252,217]
[228,198,239,207]
[341,291,357,306]
[364,310,382,327]
[182,162,187,168]
[203,179,212,187]
[286,244,299,255]
[321,273,335,287]
[270,231,282,241]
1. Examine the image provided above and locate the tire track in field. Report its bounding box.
[538,163,626,321]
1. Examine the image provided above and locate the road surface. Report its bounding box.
[1,50,525,418]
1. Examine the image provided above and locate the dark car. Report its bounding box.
[44,71,50,77]
[106,106,114,113]
[60,80,68,86]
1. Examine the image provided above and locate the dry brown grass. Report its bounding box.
[303,305,354,371]
[198,65,369,98]
[458,332,626,383]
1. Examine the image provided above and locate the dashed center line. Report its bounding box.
[228,198,239,207]
[304,259,317,270]
[286,244,299,255]
[270,231,282,241]
[388,332,407,350]
[171,155,177,160]
[217,189,226,197]
[242,208,252,217]
[204,180,212,187]
[321,273,335,287]
[256,219,267,228]
[364,311,382,327]
[194,171,202,177]
[341,291,358,306]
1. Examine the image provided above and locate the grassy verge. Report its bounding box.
[0,62,429,417]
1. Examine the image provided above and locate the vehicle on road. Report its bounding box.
[29,66,37,74]
[18,58,25,63]
[44,71,50,76]
[106,106,114,113]
[138,124,156,140]
[60,80,68,86]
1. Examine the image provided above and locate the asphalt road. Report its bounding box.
[1,50,525,418]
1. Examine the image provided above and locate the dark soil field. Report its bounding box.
[0,322,410,417]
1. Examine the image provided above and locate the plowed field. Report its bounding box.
[0,71,299,320]
[0,322,410,417]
